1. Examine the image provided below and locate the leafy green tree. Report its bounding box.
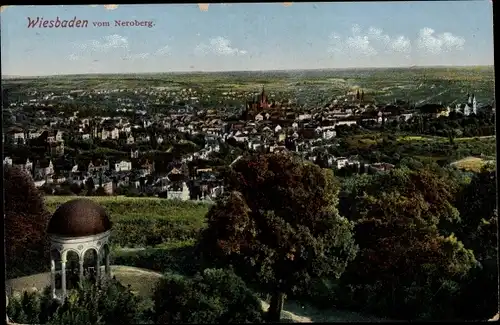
[340,167,461,232]
[455,168,497,260]
[85,177,95,196]
[153,269,265,324]
[336,168,476,320]
[198,152,358,321]
[4,165,51,278]
[452,167,498,319]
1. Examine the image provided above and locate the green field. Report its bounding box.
[450,156,496,172]
[45,196,210,223]
[4,66,495,104]
[397,135,495,142]
[45,196,211,248]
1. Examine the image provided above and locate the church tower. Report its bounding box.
[259,86,269,109]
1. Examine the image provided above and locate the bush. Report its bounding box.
[153,268,265,324]
[7,277,153,325]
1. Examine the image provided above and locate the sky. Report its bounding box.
[0,2,495,76]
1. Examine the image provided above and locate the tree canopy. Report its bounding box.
[153,268,265,324]
[198,152,358,321]
[336,167,477,319]
[4,164,51,278]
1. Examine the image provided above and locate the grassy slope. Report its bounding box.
[7,266,389,323]
[45,196,210,224]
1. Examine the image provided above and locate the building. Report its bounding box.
[115,160,132,172]
[244,87,271,120]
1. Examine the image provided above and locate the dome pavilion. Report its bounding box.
[47,198,112,300]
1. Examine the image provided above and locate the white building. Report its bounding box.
[115,160,132,172]
[167,182,190,201]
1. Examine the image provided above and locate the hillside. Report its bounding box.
[6,266,390,323]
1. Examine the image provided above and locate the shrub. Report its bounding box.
[7,277,153,325]
[153,268,265,324]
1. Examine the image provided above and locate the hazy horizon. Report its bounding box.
[1,2,494,76]
[2,64,495,79]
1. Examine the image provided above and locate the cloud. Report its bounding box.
[68,35,129,61]
[123,52,150,60]
[328,25,464,58]
[154,45,171,56]
[68,54,80,61]
[73,34,129,53]
[68,36,171,62]
[416,27,465,55]
[328,32,377,57]
[390,36,411,54]
[195,37,247,56]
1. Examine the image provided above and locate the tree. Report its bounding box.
[340,167,461,232]
[336,168,476,319]
[198,152,358,321]
[314,151,329,169]
[153,269,265,324]
[455,167,497,260]
[452,167,498,320]
[4,165,51,278]
[85,177,95,196]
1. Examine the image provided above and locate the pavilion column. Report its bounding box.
[61,257,67,300]
[79,257,84,282]
[50,259,56,299]
[105,250,110,277]
[96,256,101,284]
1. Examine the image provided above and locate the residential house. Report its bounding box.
[167,182,190,201]
[6,127,26,145]
[130,149,139,159]
[334,157,349,169]
[28,129,42,139]
[55,130,64,142]
[4,156,13,166]
[369,163,395,173]
[88,160,109,174]
[34,160,54,179]
[115,160,132,172]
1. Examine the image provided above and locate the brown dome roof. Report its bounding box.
[47,199,112,237]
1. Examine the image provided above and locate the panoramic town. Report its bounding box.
[3,2,498,324]
[2,83,495,198]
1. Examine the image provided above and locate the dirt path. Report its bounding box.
[7,266,388,323]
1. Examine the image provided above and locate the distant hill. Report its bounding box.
[2,65,494,79]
